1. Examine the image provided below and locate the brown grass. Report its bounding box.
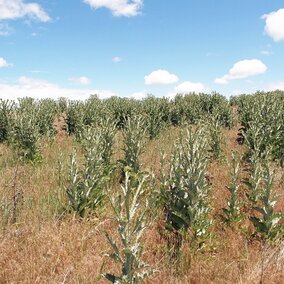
[0,125,283,283]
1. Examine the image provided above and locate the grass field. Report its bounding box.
[0,93,283,283]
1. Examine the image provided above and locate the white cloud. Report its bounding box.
[0,23,13,36]
[262,9,284,41]
[112,56,122,63]
[69,76,91,85]
[129,91,148,100]
[167,81,206,99]
[0,57,11,68]
[0,76,116,100]
[84,0,143,17]
[144,69,179,85]
[175,81,206,94]
[0,0,50,22]
[214,59,267,84]
[79,76,91,85]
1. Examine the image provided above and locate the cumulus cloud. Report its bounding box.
[112,56,122,63]
[0,0,50,22]
[0,76,116,100]
[69,76,91,85]
[167,81,206,99]
[214,59,267,84]
[129,91,148,100]
[0,57,11,68]
[144,69,179,85]
[175,81,206,94]
[262,9,284,41]
[84,0,143,17]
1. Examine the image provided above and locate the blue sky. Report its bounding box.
[0,0,284,100]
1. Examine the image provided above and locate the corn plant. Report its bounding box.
[66,123,115,217]
[103,170,155,284]
[250,162,284,241]
[160,126,212,250]
[223,152,243,223]
[121,115,148,173]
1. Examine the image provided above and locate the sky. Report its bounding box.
[0,0,284,100]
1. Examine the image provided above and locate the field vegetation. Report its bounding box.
[0,91,283,283]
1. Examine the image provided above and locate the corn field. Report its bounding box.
[0,91,283,283]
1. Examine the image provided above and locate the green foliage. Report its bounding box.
[160,126,212,247]
[66,121,116,217]
[5,97,59,161]
[250,162,284,241]
[0,99,14,143]
[244,154,264,204]
[9,100,41,162]
[36,99,58,137]
[223,152,243,223]
[237,91,284,165]
[103,170,155,284]
[201,114,225,160]
[65,100,85,137]
[105,97,140,129]
[121,115,148,173]
[142,96,170,139]
[170,92,233,127]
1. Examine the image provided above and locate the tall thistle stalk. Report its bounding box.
[161,126,212,251]
[202,113,225,161]
[66,120,116,217]
[103,170,155,283]
[250,161,284,241]
[223,152,243,223]
[121,115,148,173]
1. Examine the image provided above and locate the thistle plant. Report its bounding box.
[142,96,169,139]
[121,115,148,173]
[65,100,85,138]
[244,154,264,205]
[238,92,284,164]
[96,116,117,165]
[103,170,155,284]
[66,123,115,217]
[250,162,284,241]
[201,114,224,160]
[223,152,243,223]
[36,99,58,138]
[160,126,212,250]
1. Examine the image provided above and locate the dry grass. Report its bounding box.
[0,125,283,283]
